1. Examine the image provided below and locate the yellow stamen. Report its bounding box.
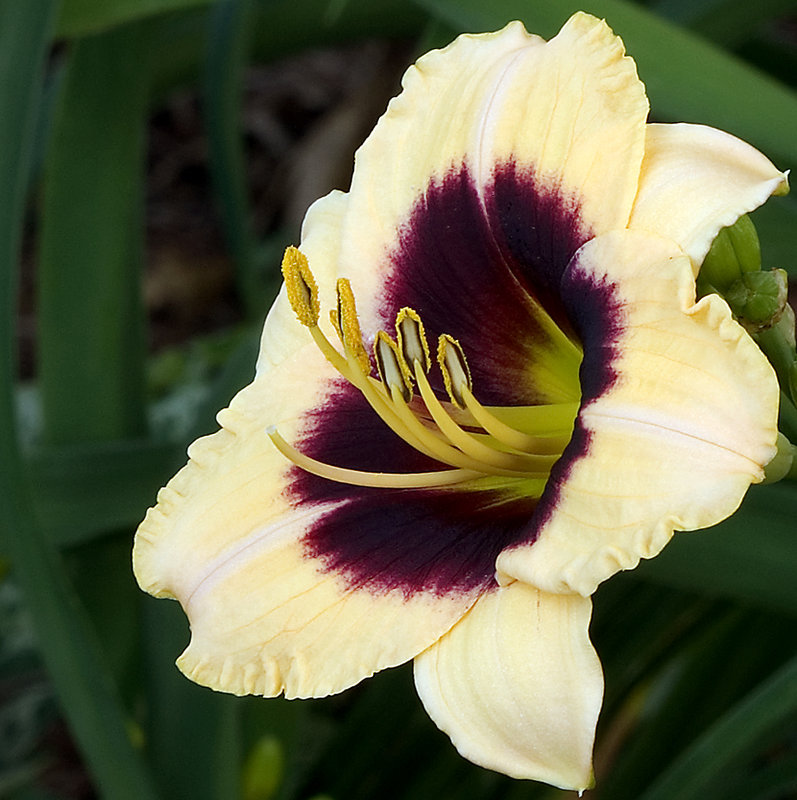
[394,314,545,471]
[341,348,446,463]
[437,334,472,408]
[437,332,574,454]
[281,246,352,377]
[281,246,320,327]
[271,255,578,490]
[336,278,371,375]
[308,325,351,377]
[413,362,557,475]
[462,388,575,455]
[388,384,535,477]
[268,427,479,488]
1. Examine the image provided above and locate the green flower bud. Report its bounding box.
[725,268,788,330]
[699,214,761,293]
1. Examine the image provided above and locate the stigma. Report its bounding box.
[271,246,578,489]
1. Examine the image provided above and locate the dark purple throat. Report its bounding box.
[289,162,623,599]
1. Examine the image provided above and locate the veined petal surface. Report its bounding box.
[629,123,788,270]
[414,581,602,789]
[497,230,779,596]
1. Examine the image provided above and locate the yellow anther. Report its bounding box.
[335,278,371,375]
[374,331,413,403]
[437,334,472,408]
[396,308,430,372]
[281,246,319,327]
[329,308,342,338]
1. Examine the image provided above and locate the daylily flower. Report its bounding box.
[134,12,788,791]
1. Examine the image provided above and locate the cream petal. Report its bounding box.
[133,348,477,699]
[629,123,788,271]
[328,12,648,331]
[497,230,779,596]
[413,582,602,790]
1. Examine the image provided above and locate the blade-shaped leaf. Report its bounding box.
[651,0,796,49]
[204,0,264,318]
[638,654,797,800]
[57,0,212,37]
[38,22,151,446]
[0,2,159,796]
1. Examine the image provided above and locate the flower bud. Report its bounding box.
[725,268,789,331]
[699,214,761,294]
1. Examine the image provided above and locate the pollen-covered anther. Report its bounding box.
[281,245,320,327]
[437,334,472,408]
[405,334,557,476]
[335,278,371,375]
[374,331,413,403]
[396,307,431,372]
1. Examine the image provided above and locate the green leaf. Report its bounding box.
[722,753,797,800]
[140,598,241,800]
[204,0,264,318]
[0,1,159,796]
[29,439,183,546]
[143,0,427,104]
[411,0,797,170]
[38,22,150,445]
[593,582,720,714]
[249,0,427,59]
[56,0,213,37]
[633,482,797,616]
[68,534,145,699]
[651,0,796,49]
[598,606,795,798]
[638,654,797,800]
[26,327,261,550]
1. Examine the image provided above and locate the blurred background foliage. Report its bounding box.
[1,0,796,797]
